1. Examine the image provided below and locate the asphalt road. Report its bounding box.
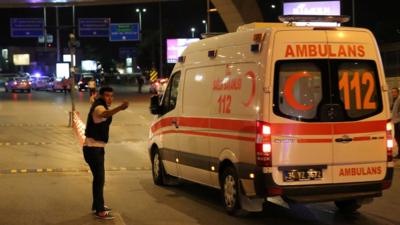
[0,85,399,225]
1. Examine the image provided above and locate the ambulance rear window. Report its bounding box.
[273,60,383,122]
[336,61,381,119]
[275,62,323,120]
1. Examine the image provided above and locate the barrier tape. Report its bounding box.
[72,111,86,146]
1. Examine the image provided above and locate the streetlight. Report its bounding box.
[202,20,208,33]
[191,27,196,38]
[136,8,146,39]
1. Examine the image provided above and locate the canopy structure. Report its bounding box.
[0,0,171,8]
[0,0,263,32]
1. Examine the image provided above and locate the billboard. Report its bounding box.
[81,60,97,71]
[56,63,70,79]
[167,38,200,64]
[13,54,30,66]
[63,54,76,66]
[283,1,341,16]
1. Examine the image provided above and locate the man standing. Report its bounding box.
[88,78,97,96]
[391,87,399,111]
[83,86,129,219]
[392,87,400,159]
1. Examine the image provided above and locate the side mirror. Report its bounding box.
[150,95,162,115]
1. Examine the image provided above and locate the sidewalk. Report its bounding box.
[395,158,400,168]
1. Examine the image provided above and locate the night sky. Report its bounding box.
[0,0,399,72]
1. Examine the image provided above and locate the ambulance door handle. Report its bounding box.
[171,119,179,128]
[335,137,353,143]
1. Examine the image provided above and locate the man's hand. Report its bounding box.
[119,100,129,110]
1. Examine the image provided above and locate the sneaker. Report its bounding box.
[92,205,112,213]
[95,211,114,220]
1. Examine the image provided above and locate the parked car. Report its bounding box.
[47,77,70,92]
[32,77,50,90]
[4,77,31,93]
[0,73,18,88]
[77,75,94,92]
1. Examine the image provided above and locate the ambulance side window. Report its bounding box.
[161,72,181,114]
[275,62,323,120]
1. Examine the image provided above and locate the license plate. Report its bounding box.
[283,168,323,182]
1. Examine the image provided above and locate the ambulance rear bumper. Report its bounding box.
[253,167,393,203]
[280,183,382,203]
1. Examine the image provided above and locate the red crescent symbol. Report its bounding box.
[283,72,314,111]
[243,71,256,107]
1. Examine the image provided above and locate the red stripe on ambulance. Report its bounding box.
[152,117,385,136]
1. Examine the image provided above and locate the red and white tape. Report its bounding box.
[72,111,86,146]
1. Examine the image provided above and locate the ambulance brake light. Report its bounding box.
[382,180,392,190]
[256,121,272,167]
[386,120,393,162]
[263,125,271,135]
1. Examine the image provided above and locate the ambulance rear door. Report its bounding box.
[326,30,387,183]
[271,30,334,186]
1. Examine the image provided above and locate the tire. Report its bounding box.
[152,150,165,185]
[221,166,245,215]
[335,199,362,213]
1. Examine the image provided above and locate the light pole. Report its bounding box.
[191,27,196,38]
[68,33,79,127]
[136,8,146,39]
[202,20,208,33]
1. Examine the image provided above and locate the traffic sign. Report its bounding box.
[79,18,110,37]
[150,69,158,82]
[38,35,54,43]
[109,23,139,42]
[10,18,44,38]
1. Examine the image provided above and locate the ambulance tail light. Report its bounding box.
[382,180,392,190]
[386,121,393,162]
[267,186,283,196]
[256,121,272,167]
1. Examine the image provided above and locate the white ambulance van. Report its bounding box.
[148,16,394,215]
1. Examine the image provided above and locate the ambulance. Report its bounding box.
[148,16,394,215]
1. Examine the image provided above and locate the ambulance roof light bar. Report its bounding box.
[278,15,350,24]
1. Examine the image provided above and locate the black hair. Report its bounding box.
[99,86,113,95]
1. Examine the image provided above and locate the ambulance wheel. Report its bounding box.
[334,199,362,213]
[152,150,166,185]
[221,166,245,215]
